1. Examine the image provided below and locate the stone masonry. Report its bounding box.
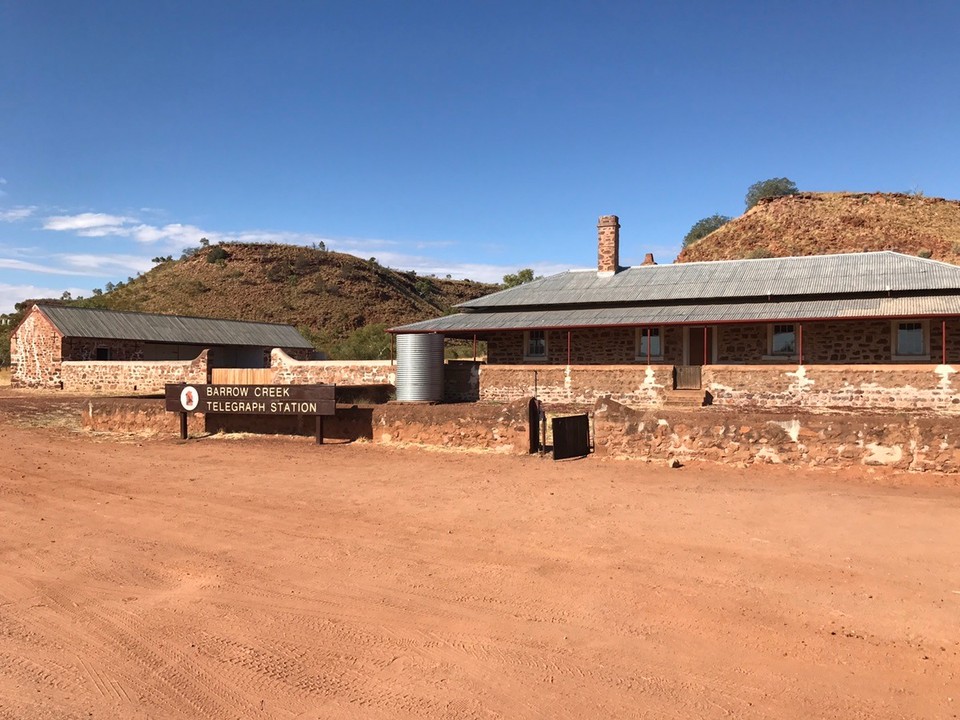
[10,308,63,387]
[488,319,960,366]
[705,363,960,413]
[60,350,209,394]
[270,348,396,386]
[479,364,673,407]
[487,327,683,365]
[597,215,620,275]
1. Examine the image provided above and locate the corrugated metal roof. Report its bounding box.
[459,252,960,309]
[391,295,960,334]
[37,305,313,348]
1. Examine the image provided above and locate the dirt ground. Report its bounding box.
[0,408,959,718]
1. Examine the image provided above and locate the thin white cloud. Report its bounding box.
[0,258,90,276]
[36,207,580,283]
[0,206,36,222]
[363,250,573,283]
[44,212,133,232]
[56,253,153,275]
[0,283,89,314]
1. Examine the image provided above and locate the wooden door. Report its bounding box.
[688,327,713,366]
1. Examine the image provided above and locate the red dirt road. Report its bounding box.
[0,421,958,719]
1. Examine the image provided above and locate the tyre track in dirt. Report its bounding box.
[0,417,958,718]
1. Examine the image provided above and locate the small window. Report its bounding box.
[896,322,925,356]
[770,324,796,355]
[95,347,111,361]
[636,327,663,359]
[524,330,547,360]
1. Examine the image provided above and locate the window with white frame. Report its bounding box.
[893,320,926,357]
[523,330,547,360]
[635,327,663,360]
[769,324,796,355]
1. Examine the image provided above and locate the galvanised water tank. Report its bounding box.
[395,333,444,402]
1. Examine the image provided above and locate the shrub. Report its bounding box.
[329,324,391,360]
[918,249,933,259]
[746,248,774,259]
[683,214,731,246]
[265,263,288,283]
[206,246,229,263]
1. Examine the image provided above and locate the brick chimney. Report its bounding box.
[642,253,656,266]
[597,215,620,277]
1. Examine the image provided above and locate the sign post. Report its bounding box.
[166,384,336,444]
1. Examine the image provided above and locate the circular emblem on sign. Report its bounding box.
[180,385,200,411]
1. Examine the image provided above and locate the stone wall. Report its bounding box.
[444,360,480,402]
[704,363,960,413]
[593,400,960,472]
[487,319,960,366]
[10,307,61,388]
[479,364,672,407]
[376,401,530,454]
[80,396,960,472]
[487,327,682,365]
[61,350,209,394]
[374,400,960,472]
[270,348,396,385]
[62,337,146,361]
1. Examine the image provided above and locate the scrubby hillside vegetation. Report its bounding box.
[0,243,496,362]
[677,192,960,263]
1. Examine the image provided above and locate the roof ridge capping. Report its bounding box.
[33,303,301,328]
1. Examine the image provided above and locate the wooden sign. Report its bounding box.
[165,384,335,416]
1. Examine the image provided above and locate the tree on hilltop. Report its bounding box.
[502,268,540,288]
[745,177,799,210]
[683,214,731,247]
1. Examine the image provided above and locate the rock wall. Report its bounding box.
[486,319,960,365]
[10,307,62,388]
[479,364,672,407]
[444,360,480,402]
[81,395,960,472]
[62,337,145,361]
[61,350,209,394]
[592,400,960,472]
[270,348,396,385]
[375,401,530,454]
[704,364,960,413]
[487,327,683,365]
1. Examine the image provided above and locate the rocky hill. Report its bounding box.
[1,243,497,361]
[677,192,960,263]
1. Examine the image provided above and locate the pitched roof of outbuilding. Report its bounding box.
[35,305,313,348]
[391,251,960,334]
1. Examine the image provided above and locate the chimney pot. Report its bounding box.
[642,253,656,266]
[597,215,620,276]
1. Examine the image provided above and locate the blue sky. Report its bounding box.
[1,1,959,312]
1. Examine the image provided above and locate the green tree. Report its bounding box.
[502,268,539,288]
[206,246,230,264]
[745,177,799,210]
[330,324,392,360]
[683,214,731,246]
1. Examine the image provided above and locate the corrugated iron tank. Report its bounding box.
[396,334,444,402]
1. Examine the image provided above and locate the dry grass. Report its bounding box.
[677,192,960,264]
[95,243,497,344]
[0,368,10,386]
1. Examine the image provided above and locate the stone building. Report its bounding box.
[390,215,960,411]
[10,304,314,388]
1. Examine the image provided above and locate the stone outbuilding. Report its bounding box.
[10,304,314,389]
